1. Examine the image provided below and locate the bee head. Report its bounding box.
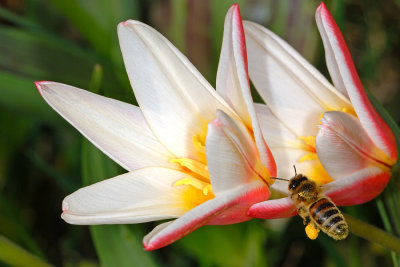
[288,174,308,191]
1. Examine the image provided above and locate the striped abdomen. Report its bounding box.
[309,198,348,240]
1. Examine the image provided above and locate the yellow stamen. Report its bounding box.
[203,184,213,196]
[174,176,214,209]
[297,136,316,153]
[296,136,333,185]
[170,158,209,180]
[192,135,207,163]
[174,177,203,189]
[306,160,333,185]
[180,184,215,210]
[341,107,357,117]
[305,222,319,240]
[193,135,205,153]
[174,177,213,195]
[298,153,317,163]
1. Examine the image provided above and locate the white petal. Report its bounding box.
[61,167,194,224]
[217,4,251,125]
[36,82,173,171]
[217,8,276,175]
[244,21,351,137]
[118,21,237,160]
[315,3,397,161]
[255,103,299,148]
[316,111,389,180]
[206,111,265,195]
[143,179,269,250]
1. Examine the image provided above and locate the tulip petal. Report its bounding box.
[206,111,266,195]
[61,167,198,225]
[324,167,391,206]
[256,104,317,191]
[248,197,297,219]
[316,111,392,180]
[217,6,276,175]
[243,21,351,137]
[118,21,237,160]
[255,103,299,148]
[217,4,251,126]
[315,3,397,161]
[35,81,173,171]
[143,179,269,250]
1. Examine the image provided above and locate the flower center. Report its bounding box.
[171,134,215,210]
[294,107,357,186]
[296,136,333,185]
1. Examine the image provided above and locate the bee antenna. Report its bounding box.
[293,165,297,176]
[270,177,290,182]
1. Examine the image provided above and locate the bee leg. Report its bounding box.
[297,207,308,224]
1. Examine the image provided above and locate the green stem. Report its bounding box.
[376,199,399,266]
[344,213,400,254]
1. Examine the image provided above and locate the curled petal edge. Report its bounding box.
[143,179,269,250]
[316,3,397,162]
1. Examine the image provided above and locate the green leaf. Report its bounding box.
[179,221,267,267]
[0,235,53,267]
[81,139,158,267]
[26,150,78,192]
[0,26,124,94]
[48,0,140,58]
[0,71,60,123]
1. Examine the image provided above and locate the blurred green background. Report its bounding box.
[1,0,400,266]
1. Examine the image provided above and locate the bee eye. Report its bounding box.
[289,180,299,190]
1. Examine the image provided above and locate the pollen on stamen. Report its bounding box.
[298,153,317,163]
[170,158,209,179]
[298,136,316,153]
[203,185,212,195]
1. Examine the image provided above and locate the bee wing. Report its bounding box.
[319,183,335,194]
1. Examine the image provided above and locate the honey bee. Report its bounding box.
[274,167,348,240]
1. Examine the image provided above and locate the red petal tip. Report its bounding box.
[142,240,152,251]
[317,2,327,11]
[34,80,51,86]
[119,20,136,27]
[34,81,52,96]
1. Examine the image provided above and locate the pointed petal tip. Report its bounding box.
[118,19,142,30]
[229,3,241,15]
[34,81,53,95]
[316,2,327,12]
[143,240,161,251]
[34,80,52,86]
[142,241,160,251]
[119,20,128,27]
[142,240,152,251]
[316,2,331,22]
